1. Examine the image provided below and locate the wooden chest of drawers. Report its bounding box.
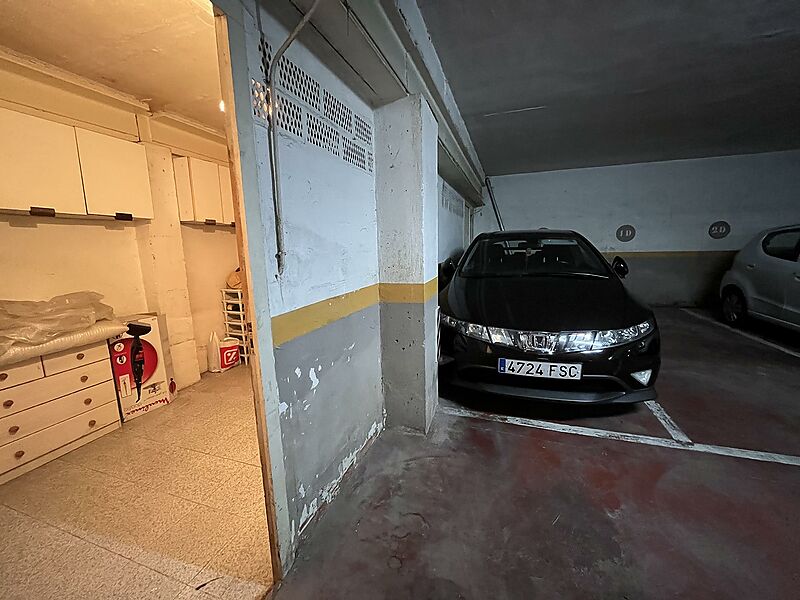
[0,340,120,484]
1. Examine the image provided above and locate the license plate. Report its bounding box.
[498,358,582,380]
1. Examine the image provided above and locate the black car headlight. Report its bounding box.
[441,313,654,352]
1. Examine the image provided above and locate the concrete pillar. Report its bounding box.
[375,94,439,433]
[136,142,201,390]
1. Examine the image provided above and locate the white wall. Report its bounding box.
[475,150,800,252]
[0,216,148,316]
[181,225,239,373]
[438,176,467,261]
[263,12,378,315]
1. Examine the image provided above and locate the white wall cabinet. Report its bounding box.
[76,128,153,219]
[219,165,235,225]
[173,156,234,226]
[173,156,194,221]
[0,107,86,215]
[189,157,223,223]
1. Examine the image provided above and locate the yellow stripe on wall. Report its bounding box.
[270,277,438,347]
[271,284,379,347]
[379,277,438,304]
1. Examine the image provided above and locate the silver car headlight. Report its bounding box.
[441,314,491,342]
[592,320,653,350]
[558,331,596,352]
[487,327,515,346]
[441,313,654,351]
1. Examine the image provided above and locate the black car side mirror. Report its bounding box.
[612,256,629,279]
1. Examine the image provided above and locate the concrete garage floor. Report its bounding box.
[272,308,800,599]
[0,366,272,600]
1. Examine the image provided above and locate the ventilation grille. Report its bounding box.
[323,90,353,133]
[354,114,372,145]
[275,94,303,138]
[342,138,367,170]
[258,37,272,82]
[279,58,321,111]
[307,113,340,156]
[260,51,372,174]
[441,182,466,217]
[251,79,268,123]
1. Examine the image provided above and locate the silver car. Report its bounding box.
[720,225,800,332]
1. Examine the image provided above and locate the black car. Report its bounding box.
[439,230,660,403]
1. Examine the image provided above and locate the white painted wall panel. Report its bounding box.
[261,13,377,316]
[421,99,438,283]
[181,225,239,373]
[438,176,467,261]
[0,216,148,315]
[474,150,800,252]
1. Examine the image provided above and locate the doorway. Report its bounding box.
[0,1,278,598]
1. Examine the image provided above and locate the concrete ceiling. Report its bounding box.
[0,0,223,130]
[416,0,800,175]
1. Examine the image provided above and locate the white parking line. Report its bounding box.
[681,309,800,360]
[442,405,800,468]
[645,400,693,445]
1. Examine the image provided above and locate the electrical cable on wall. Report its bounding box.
[264,0,325,275]
[485,176,505,231]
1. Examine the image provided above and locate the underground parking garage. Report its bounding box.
[0,1,799,599]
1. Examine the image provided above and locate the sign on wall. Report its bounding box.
[708,220,731,239]
[615,224,636,243]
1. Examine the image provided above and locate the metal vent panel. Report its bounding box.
[307,113,340,156]
[279,57,321,111]
[250,79,268,124]
[264,42,373,174]
[275,93,303,138]
[323,90,353,134]
[441,183,466,217]
[342,138,367,171]
[354,114,372,146]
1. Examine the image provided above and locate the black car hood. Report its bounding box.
[440,274,651,332]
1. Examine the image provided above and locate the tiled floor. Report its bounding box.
[0,366,272,600]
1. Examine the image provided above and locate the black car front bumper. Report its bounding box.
[440,328,660,404]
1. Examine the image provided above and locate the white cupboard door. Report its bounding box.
[188,157,223,223]
[76,128,153,219]
[173,156,194,221]
[0,107,86,215]
[219,165,235,225]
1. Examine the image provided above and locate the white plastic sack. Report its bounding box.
[0,292,117,359]
[0,320,128,368]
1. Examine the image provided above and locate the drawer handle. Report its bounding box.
[84,398,93,405]
[14,450,24,459]
[88,419,97,427]
[0,373,7,382]
[76,353,86,360]
[2,400,13,409]
[80,375,89,383]
[8,425,19,435]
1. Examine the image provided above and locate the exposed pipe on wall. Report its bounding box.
[267,0,324,275]
[485,176,505,231]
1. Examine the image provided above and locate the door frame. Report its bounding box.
[214,10,284,582]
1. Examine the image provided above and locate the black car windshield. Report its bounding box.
[459,234,610,278]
